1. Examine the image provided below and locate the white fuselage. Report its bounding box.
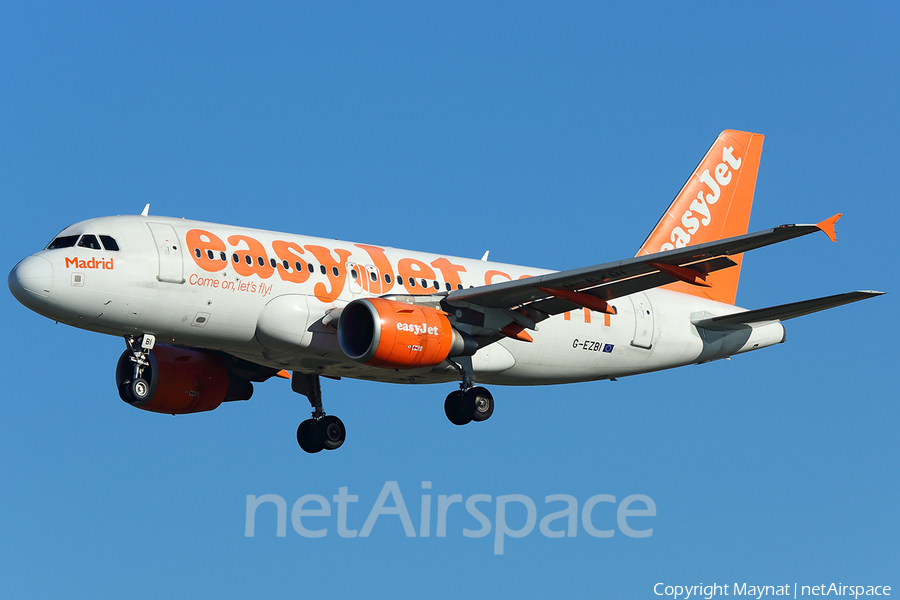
[9,215,786,386]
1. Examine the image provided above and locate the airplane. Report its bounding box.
[8,130,884,453]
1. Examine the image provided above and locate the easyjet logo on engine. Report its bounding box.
[396,322,441,336]
[659,145,743,252]
[65,257,114,270]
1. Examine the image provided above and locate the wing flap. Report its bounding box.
[691,291,885,331]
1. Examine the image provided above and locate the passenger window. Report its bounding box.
[47,235,79,249]
[458,284,464,290]
[245,255,252,265]
[420,278,427,288]
[284,260,291,270]
[233,253,239,263]
[307,263,315,273]
[257,256,265,267]
[194,248,202,258]
[445,282,451,291]
[332,266,339,277]
[270,258,277,268]
[295,262,302,271]
[220,252,227,261]
[320,265,326,275]
[207,250,215,260]
[409,277,416,288]
[77,235,102,250]
[433,281,439,290]
[99,235,120,251]
[370,271,377,282]
[385,274,392,284]
[350,269,358,280]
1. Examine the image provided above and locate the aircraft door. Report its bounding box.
[348,263,380,295]
[629,292,654,349]
[147,222,185,284]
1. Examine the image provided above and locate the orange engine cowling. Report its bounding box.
[337,298,474,369]
[115,344,253,414]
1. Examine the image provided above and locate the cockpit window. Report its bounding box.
[77,235,102,250]
[48,233,119,251]
[47,235,79,249]
[99,235,120,251]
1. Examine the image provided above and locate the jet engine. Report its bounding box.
[337,298,476,369]
[115,344,253,414]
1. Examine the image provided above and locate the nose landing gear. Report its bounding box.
[119,334,156,405]
[292,372,346,453]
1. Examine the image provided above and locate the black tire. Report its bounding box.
[444,391,471,426]
[297,419,324,454]
[464,386,494,422]
[129,378,151,402]
[120,382,135,403]
[315,415,346,450]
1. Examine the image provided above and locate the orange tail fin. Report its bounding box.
[636,130,764,305]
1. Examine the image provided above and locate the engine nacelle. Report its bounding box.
[337,298,475,369]
[115,344,253,414]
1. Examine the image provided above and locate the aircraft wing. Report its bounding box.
[444,216,842,327]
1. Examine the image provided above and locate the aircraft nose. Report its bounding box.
[8,255,53,301]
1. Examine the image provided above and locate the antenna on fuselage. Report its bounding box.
[480,250,489,261]
[141,204,150,216]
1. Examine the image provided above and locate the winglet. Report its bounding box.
[275,369,291,380]
[816,213,841,242]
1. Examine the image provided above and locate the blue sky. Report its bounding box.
[1,2,897,598]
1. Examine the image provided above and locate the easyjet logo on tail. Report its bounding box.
[635,130,763,306]
[658,145,743,252]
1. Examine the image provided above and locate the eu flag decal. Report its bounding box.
[603,344,614,353]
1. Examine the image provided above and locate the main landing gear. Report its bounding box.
[444,386,494,425]
[292,372,346,454]
[444,358,495,426]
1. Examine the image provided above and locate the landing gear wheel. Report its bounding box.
[315,415,346,450]
[129,378,151,402]
[444,391,472,426]
[297,419,324,454]
[464,386,494,421]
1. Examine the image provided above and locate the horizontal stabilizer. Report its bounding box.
[692,291,885,331]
